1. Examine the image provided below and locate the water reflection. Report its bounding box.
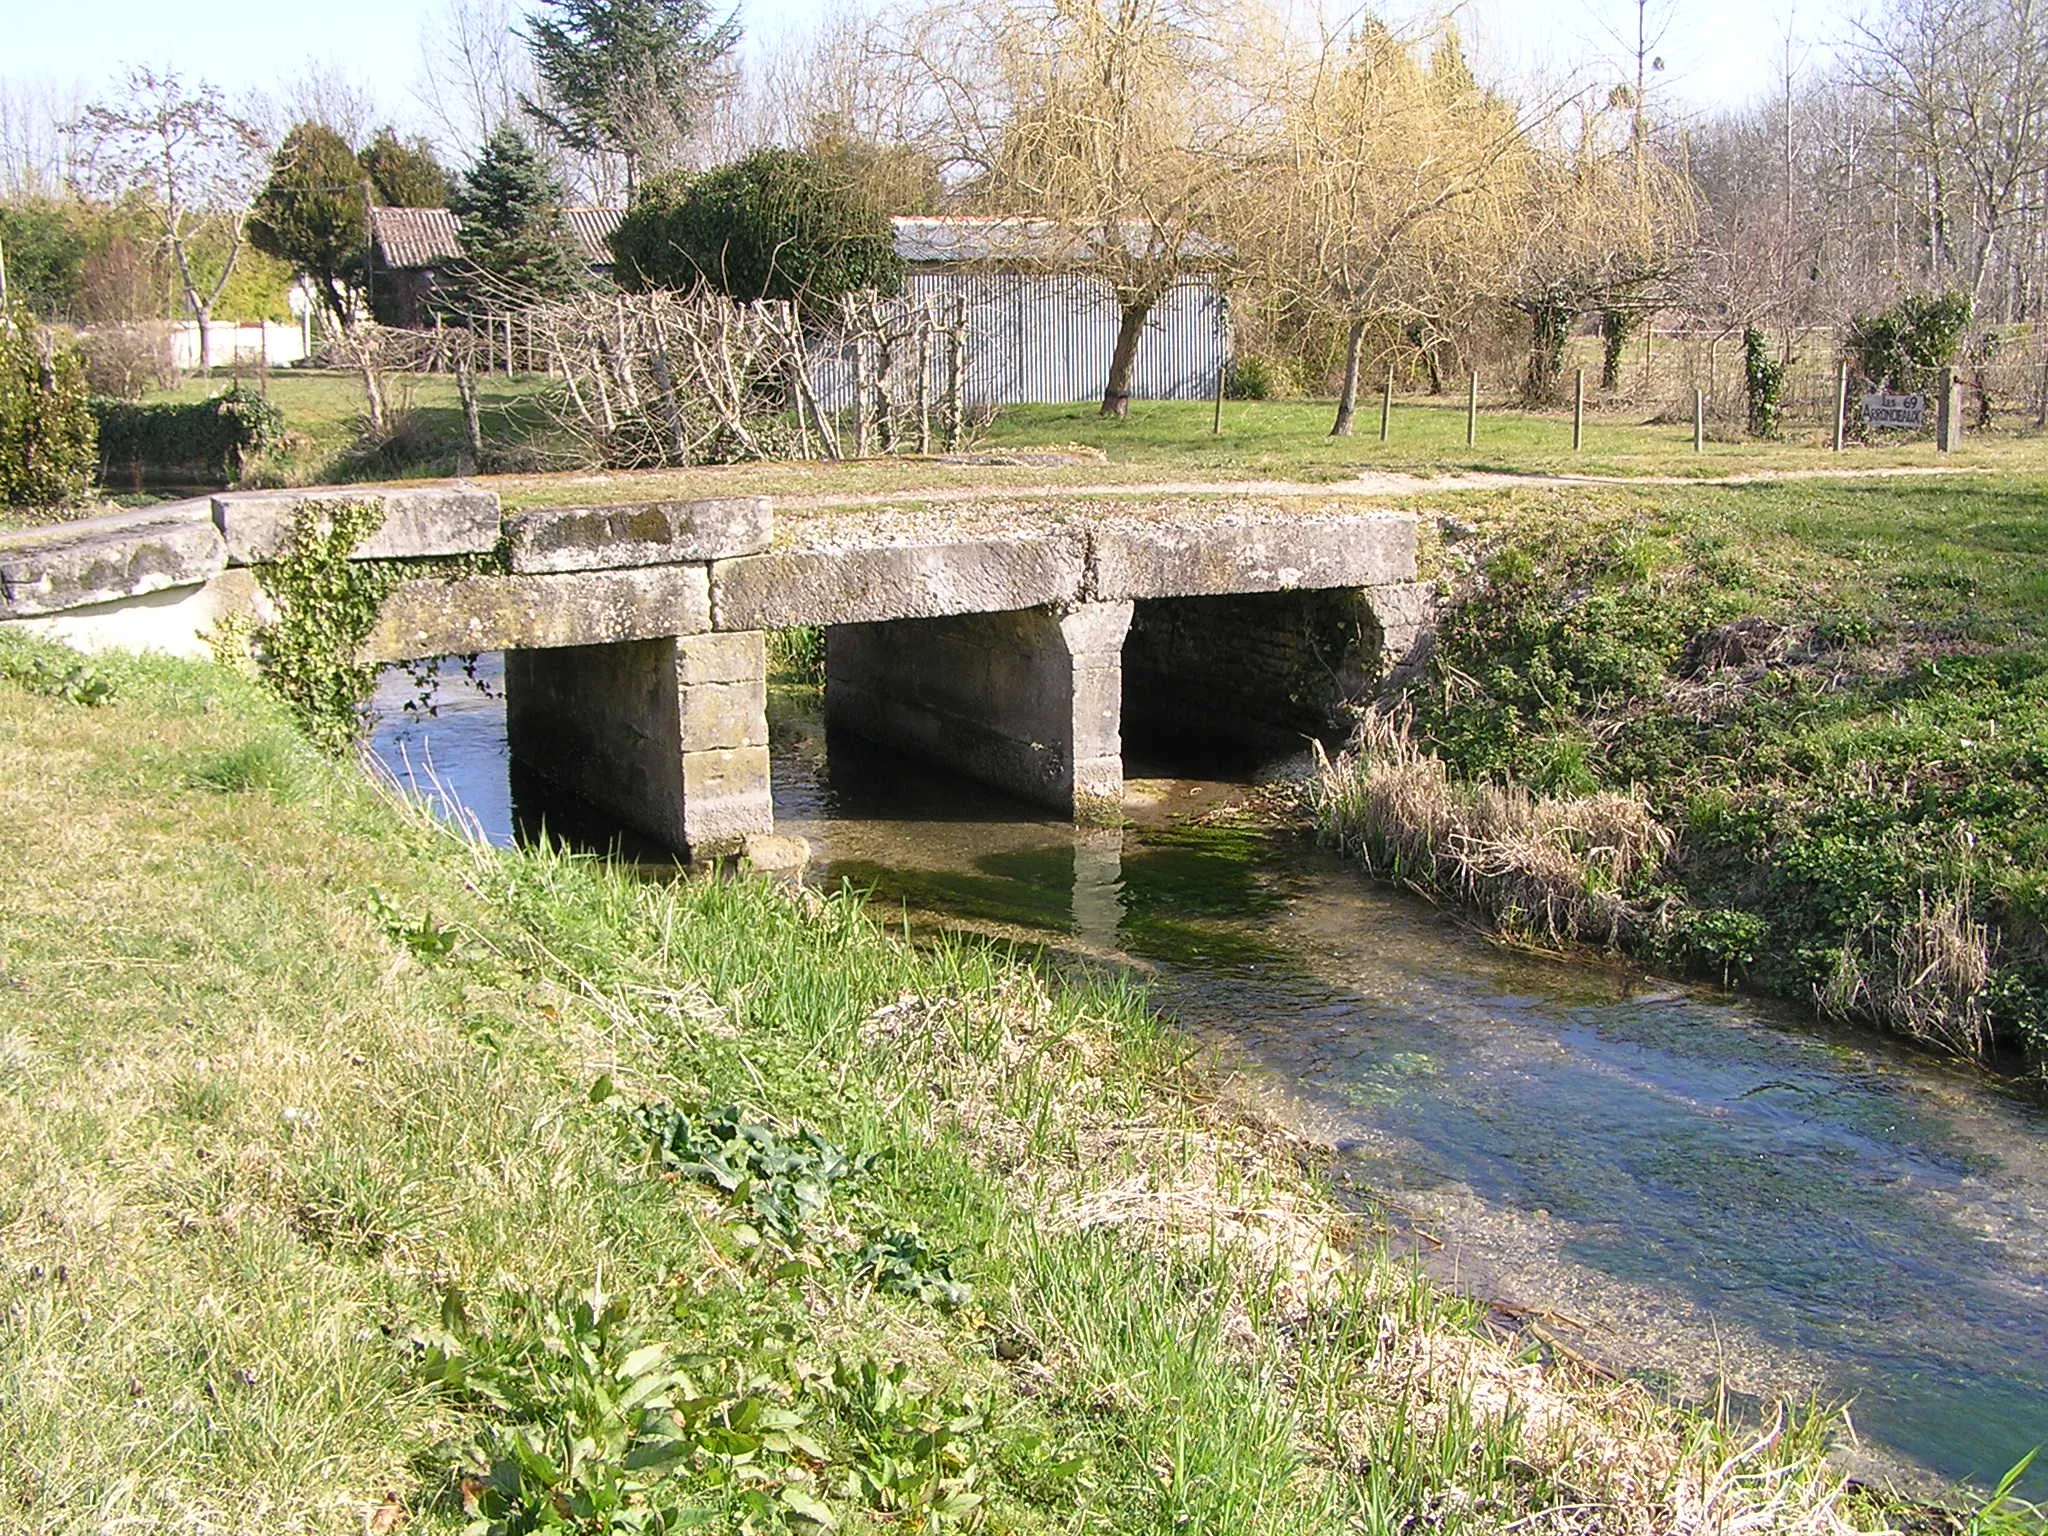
[367,661,2048,1497]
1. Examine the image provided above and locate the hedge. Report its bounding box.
[91,386,286,485]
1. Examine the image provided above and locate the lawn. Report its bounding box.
[104,373,2048,507]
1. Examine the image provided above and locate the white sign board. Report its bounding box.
[1862,391,1926,428]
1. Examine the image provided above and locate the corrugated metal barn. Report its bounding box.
[890,217,1226,407]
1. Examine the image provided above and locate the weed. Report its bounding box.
[850,1228,974,1311]
[630,1102,874,1246]
[0,632,116,705]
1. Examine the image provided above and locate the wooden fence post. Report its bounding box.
[1466,371,1478,447]
[1936,367,1960,452]
[1833,360,1848,451]
[1694,388,1704,453]
[1379,367,1393,443]
[1572,368,1584,451]
[2037,358,2047,430]
[1211,350,1225,435]
[503,315,514,377]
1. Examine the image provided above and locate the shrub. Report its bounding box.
[1743,325,1785,438]
[1225,354,1299,401]
[76,322,179,399]
[613,149,903,311]
[91,385,286,484]
[0,303,97,507]
[1846,290,1971,394]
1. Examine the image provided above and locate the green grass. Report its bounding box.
[978,397,2048,479]
[0,633,1896,1534]
[1321,475,2048,1071]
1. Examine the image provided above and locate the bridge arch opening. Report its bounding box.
[1119,589,1390,774]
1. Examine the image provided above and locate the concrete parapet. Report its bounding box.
[504,630,771,858]
[713,530,1088,630]
[0,501,226,617]
[359,566,711,665]
[826,600,1132,818]
[504,498,771,573]
[1089,510,1413,600]
[212,487,500,564]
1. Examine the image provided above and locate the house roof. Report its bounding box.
[370,207,462,268]
[563,206,624,264]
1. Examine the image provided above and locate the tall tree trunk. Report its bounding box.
[1330,317,1367,437]
[1100,298,1152,418]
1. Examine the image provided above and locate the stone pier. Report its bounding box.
[825,601,1134,820]
[503,631,772,857]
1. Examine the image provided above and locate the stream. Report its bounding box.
[369,655,2048,1498]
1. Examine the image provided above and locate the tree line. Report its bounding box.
[4,0,2045,434]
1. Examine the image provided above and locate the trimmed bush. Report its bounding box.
[612,149,903,311]
[0,304,97,507]
[91,386,286,485]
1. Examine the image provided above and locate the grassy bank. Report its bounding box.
[0,634,1914,1534]
[1308,474,2048,1076]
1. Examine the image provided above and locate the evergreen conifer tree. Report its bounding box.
[447,128,585,313]
[523,0,740,189]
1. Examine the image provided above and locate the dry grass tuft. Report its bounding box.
[1307,713,1670,948]
[1822,887,1996,1058]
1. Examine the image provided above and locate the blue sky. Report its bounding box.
[8,0,1847,121]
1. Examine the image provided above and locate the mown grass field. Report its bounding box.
[112,375,2048,501]
[0,636,1929,1535]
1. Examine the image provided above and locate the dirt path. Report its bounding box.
[778,461,1996,512]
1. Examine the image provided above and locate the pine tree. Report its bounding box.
[447,128,586,312]
[523,0,741,189]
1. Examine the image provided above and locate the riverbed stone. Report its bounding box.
[0,501,227,617]
[1088,510,1414,600]
[213,486,501,564]
[358,565,710,663]
[503,497,771,573]
[712,530,1088,629]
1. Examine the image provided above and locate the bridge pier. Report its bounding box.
[503,631,772,858]
[825,601,1133,821]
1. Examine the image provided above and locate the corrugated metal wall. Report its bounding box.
[812,271,1225,410]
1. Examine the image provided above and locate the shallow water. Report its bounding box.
[369,658,2048,1497]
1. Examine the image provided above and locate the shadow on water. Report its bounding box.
[368,660,2048,1499]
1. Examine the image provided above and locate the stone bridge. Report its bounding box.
[1,485,1426,857]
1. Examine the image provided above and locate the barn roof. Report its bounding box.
[370,207,462,268]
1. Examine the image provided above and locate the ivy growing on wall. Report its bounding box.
[226,499,501,754]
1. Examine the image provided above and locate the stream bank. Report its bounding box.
[371,658,2048,1501]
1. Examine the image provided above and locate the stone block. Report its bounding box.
[213,486,500,564]
[679,746,774,857]
[1089,510,1414,600]
[679,678,768,751]
[359,565,710,663]
[712,531,1087,629]
[675,629,765,685]
[504,497,771,573]
[0,501,226,617]
[0,568,268,660]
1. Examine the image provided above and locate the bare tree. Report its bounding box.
[0,77,88,197]
[71,69,266,371]
[415,0,537,161]
[891,0,1270,417]
[1260,23,1539,433]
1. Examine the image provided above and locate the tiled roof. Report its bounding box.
[370,206,462,268]
[563,206,624,264]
